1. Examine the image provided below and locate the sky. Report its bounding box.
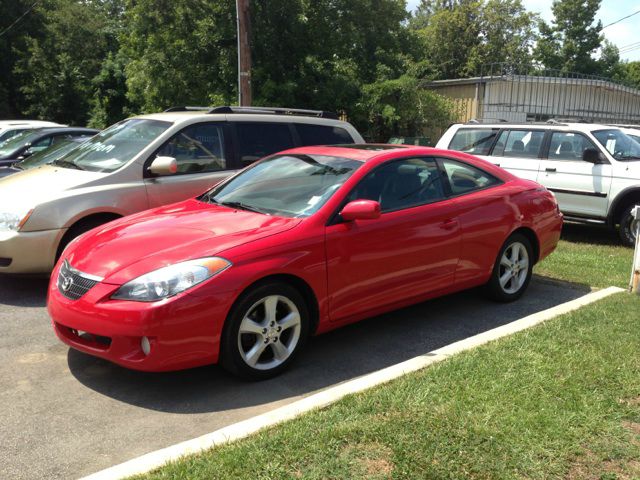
[406,0,640,62]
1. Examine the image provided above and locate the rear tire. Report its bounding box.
[618,204,639,248]
[220,282,310,380]
[485,233,533,302]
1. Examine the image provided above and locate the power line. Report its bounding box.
[0,1,41,38]
[601,8,640,30]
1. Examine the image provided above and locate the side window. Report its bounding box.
[348,158,447,212]
[441,158,501,196]
[30,136,53,153]
[548,132,597,161]
[236,122,295,166]
[493,129,545,158]
[295,124,354,145]
[448,128,498,155]
[157,123,226,174]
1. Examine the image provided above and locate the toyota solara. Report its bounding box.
[48,145,563,379]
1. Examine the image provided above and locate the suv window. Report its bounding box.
[441,158,501,195]
[157,123,226,173]
[295,124,354,145]
[493,129,545,158]
[448,128,498,155]
[236,122,295,166]
[548,132,598,161]
[348,158,447,212]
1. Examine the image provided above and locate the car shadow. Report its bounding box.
[561,222,623,246]
[67,278,589,414]
[0,275,49,307]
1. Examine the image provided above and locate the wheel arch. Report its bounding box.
[509,226,540,264]
[230,273,321,335]
[56,212,123,259]
[607,187,640,226]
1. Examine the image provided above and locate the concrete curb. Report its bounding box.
[80,285,624,480]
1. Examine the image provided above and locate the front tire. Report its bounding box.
[220,282,310,380]
[618,204,639,247]
[485,233,533,302]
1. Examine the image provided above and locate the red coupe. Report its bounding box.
[48,145,562,379]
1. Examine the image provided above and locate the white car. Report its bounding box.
[437,121,640,245]
[0,120,65,143]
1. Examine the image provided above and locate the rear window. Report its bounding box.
[493,129,545,158]
[295,124,354,145]
[448,128,498,155]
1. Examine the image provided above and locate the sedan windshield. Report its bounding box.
[592,129,640,161]
[202,154,363,217]
[0,130,42,158]
[51,119,171,172]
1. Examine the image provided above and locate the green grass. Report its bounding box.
[133,223,640,480]
[534,223,633,288]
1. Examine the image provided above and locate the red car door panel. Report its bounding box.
[325,199,461,322]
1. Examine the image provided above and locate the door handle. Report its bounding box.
[441,219,457,230]
[545,167,557,172]
[494,163,500,167]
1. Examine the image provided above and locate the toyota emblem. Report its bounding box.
[61,275,73,292]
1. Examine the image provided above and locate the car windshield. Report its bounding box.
[592,129,640,161]
[0,130,43,157]
[201,154,363,217]
[51,119,171,172]
[16,138,88,170]
[0,128,32,143]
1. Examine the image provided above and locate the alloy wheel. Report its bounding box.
[498,241,530,294]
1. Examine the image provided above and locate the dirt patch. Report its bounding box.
[620,396,640,408]
[340,442,394,479]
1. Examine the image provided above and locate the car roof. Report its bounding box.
[0,120,62,127]
[24,127,99,137]
[135,111,353,127]
[451,122,621,133]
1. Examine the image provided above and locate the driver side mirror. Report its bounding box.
[340,200,381,221]
[582,148,606,164]
[148,156,177,176]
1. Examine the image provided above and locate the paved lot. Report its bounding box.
[0,275,588,480]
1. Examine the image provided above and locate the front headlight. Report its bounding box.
[0,209,33,231]
[111,257,232,302]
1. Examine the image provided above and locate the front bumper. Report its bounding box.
[0,228,64,274]
[47,262,238,372]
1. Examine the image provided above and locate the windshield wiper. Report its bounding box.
[218,200,268,215]
[51,159,85,170]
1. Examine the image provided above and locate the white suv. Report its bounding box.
[0,120,65,143]
[437,122,640,245]
[0,106,364,273]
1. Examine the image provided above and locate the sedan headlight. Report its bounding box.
[111,257,232,302]
[0,209,33,231]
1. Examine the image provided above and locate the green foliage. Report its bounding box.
[534,0,603,74]
[412,0,538,79]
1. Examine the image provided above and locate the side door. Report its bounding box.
[232,121,296,169]
[144,122,235,208]
[537,131,612,218]
[488,128,545,181]
[325,157,461,322]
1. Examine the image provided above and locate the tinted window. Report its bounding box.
[548,132,599,161]
[348,158,447,212]
[493,129,544,158]
[592,129,640,161]
[441,159,500,195]
[236,122,295,166]
[203,154,361,217]
[296,124,354,145]
[157,123,226,173]
[448,128,498,155]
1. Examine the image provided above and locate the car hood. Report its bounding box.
[65,199,302,284]
[0,164,105,209]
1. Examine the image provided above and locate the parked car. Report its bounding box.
[48,144,563,378]
[0,127,99,167]
[0,106,364,274]
[437,121,640,245]
[0,120,65,143]
[0,136,93,179]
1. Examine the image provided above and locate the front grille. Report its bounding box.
[57,260,102,300]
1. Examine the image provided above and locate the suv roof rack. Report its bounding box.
[465,118,508,124]
[163,105,339,119]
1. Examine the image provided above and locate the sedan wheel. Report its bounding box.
[486,233,533,302]
[221,283,309,380]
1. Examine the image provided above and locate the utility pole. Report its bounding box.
[236,0,252,106]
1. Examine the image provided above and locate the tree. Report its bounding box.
[534,0,603,74]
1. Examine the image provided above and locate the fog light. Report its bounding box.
[141,336,151,356]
